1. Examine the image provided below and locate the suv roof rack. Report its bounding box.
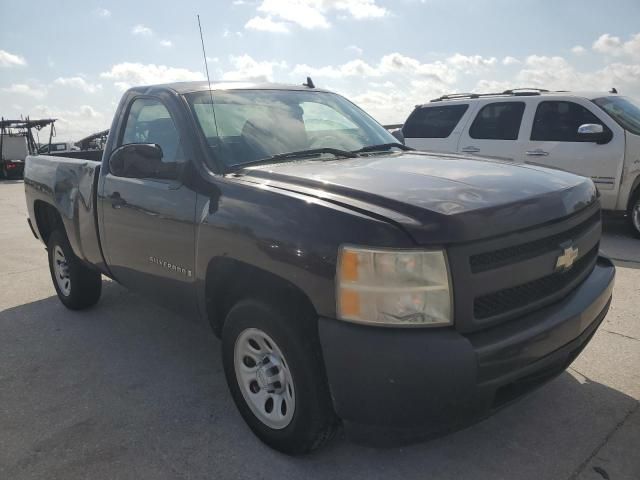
[501,88,549,94]
[429,88,553,103]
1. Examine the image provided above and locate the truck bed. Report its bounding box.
[24,154,106,271]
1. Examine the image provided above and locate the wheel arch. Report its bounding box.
[33,200,66,245]
[626,174,640,212]
[204,257,318,338]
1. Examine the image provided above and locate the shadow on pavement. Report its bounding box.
[601,216,640,269]
[0,282,637,480]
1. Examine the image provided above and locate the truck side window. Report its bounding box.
[403,105,469,138]
[121,98,185,174]
[531,101,611,142]
[469,102,525,140]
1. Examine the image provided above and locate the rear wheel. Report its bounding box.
[628,193,640,239]
[222,299,339,454]
[47,229,102,309]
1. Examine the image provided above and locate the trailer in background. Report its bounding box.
[0,118,56,179]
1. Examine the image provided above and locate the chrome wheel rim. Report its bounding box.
[633,199,640,233]
[53,246,71,296]
[234,328,295,429]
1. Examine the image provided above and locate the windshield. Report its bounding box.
[187,89,397,169]
[593,96,640,136]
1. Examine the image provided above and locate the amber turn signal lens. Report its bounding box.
[339,289,361,318]
[340,249,359,282]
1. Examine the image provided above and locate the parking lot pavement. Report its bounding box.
[0,180,638,480]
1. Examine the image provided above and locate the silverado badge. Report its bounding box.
[555,245,579,271]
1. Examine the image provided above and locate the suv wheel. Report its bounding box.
[222,299,339,454]
[629,194,640,238]
[47,229,102,309]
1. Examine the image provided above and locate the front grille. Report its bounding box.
[474,244,599,319]
[470,212,600,273]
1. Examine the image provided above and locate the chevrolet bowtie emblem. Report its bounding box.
[556,245,579,271]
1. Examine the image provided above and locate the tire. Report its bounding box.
[628,193,640,239]
[222,299,339,454]
[47,229,102,309]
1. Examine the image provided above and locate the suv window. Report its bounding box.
[403,105,469,138]
[531,101,610,142]
[469,102,525,140]
[121,98,184,168]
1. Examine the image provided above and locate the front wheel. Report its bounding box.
[47,229,102,309]
[628,194,640,239]
[222,299,339,454]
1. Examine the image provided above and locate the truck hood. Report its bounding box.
[240,152,597,244]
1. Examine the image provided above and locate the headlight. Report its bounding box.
[336,246,453,327]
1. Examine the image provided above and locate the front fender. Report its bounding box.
[193,178,414,321]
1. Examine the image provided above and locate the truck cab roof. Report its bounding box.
[128,80,331,96]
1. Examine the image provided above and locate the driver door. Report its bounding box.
[100,96,198,314]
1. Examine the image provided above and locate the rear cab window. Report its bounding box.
[469,102,525,140]
[403,104,469,138]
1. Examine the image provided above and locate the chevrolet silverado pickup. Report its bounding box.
[24,81,615,454]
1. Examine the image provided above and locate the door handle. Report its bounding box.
[526,149,549,157]
[461,146,480,153]
[109,192,126,209]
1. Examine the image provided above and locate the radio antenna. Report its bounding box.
[197,14,220,139]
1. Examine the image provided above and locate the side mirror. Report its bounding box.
[577,123,612,144]
[109,143,163,178]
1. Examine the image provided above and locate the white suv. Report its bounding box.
[401,89,640,236]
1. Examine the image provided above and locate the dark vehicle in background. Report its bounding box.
[37,142,78,154]
[23,81,615,454]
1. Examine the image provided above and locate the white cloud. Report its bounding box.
[96,8,111,17]
[571,45,586,55]
[293,58,379,78]
[502,56,520,65]
[446,53,497,74]
[245,16,290,33]
[346,45,363,56]
[2,83,46,98]
[132,24,153,36]
[100,62,204,90]
[474,79,513,93]
[593,33,622,55]
[30,105,108,141]
[245,0,387,31]
[160,39,173,47]
[293,53,460,85]
[222,54,287,82]
[513,54,640,96]
[0,49,27,67]
[54,76,102,93]
[592,32,640,58]
[516,55,578,89]
[335,0,387,19]
[222,28,244,38]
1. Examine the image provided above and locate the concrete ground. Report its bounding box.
[0,180,638,480]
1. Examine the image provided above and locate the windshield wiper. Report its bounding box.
[353,142,414,153]
[228,147,358,171]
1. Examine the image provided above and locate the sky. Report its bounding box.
[1,0,639,141]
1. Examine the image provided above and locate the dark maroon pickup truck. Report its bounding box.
[24,81,614,454]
